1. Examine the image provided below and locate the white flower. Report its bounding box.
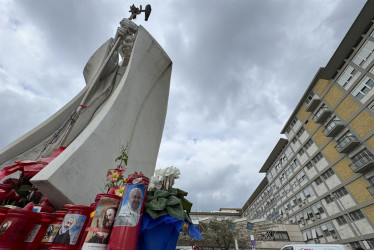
[148,166,181,190]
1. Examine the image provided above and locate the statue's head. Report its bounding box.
[119,35,135,61]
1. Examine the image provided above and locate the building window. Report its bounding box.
[304,139,313,150]
[296,127,305,138]
[305,161,313,170]
[367,238,374,249]
[297,171,306,182]
[312,153,323,164]
[313,104,330,122]
[305,91,315,105]
[280,154,287,165]
[336,215,347,225]
[321,168,335,180]
[318,204,325,214]
[290,178,297,187]
[304,186,314,197]
[350,148,374,170]
[312,204,325,215]
[337,65,360,88]
[321,223,336,236]
[290,118,297,127]
[292,137,297,144]
[286,126,292,134]
[272,231,290,241]
[324,194,334,204]
[348,210,365,221]
[298,148,305,156]
[335,131,360,153]
[284,202,291,211]
[285,147,293,158]
[275,178,281,187]
[350,241,362,248]
[334,187,348,198]
[352,76,374,100]
[369,100,374,112]
[267,172,272,182]
[369,176,374,189]
[290,198,296,207]
[285,167,292,176]
[315,177,323,185]
[270,167,276,178]
[290,159,299,170]
[296,192,306,205]
[323,117,344,136]
[352,40,374,68]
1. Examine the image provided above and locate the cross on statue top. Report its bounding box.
[129,4,152,21]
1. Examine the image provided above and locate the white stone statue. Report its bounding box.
[0,18,172,208]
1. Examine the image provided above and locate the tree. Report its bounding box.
[200,220,235,250]
[177,219,251,249]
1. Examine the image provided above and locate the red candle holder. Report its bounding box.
[49,205,92,250]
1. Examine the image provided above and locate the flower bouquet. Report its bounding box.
[105,146,128,196]
[137,166,201,250]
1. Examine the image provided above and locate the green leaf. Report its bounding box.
[145,208,168,220]
[166,196,181,206]
[166,203,185,219]
[147,197,167,211]
[19,185,34,192]
[181,197,192,214]
[154,190,169,198]
[176,188,188,197]
[168,188,177,196]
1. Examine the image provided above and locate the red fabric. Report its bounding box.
[0,147,66,181]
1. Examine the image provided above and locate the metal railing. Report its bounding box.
[350,154,374,172]
[323,119,344,136]
[335,135,359,152]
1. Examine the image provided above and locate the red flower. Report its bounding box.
[0,183,12,192]
[0,189,7,202]
[24,202,34,211]
[108,187,116,195]
[4,189,21,201]
[3,178,20,187]
[39,196,54,208]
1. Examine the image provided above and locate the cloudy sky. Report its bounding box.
[0,0,367,211]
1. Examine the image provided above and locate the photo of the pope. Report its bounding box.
[114,184,145,227]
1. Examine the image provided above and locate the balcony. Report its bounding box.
[335,135,360,153]
[350,154,374,173]
[323,120,345,137]
[313,107,331,123]
[306,98,321,112]
[368,185,374,196]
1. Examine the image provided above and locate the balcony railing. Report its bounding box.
[313,108,331,123]
[350,154,374,173]
[323,120,344,137]
[306,98,321,112]
[335,135,360,153]
[368,185,374,196]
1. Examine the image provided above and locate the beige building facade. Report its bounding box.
[241,1,374,249]
[191,1,374,249]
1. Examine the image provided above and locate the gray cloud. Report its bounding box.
[0,0,366,211]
